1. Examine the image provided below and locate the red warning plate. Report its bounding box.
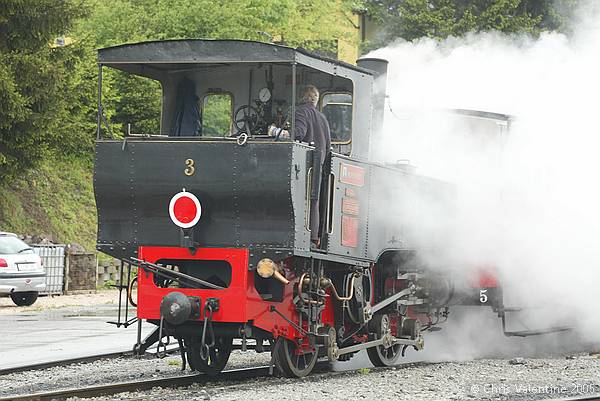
[342,197,360,216]
[341,215,358,248]
[339,163,365,187]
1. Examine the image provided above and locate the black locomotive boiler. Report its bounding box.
[94,39,560,377]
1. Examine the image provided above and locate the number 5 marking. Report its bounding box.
[184,159,195,176]
[479,289,488,303]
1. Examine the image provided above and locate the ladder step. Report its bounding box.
[504,326,571,337]
[108,284,129,289]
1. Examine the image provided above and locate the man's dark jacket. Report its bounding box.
[292,102,331,242]
[292,102,331,165]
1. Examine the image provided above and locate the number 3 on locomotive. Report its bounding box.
[184,159,195,176]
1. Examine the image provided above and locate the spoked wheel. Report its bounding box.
[234,105,259,134]
[273,337,318,377]
[185,336,233,376]
[367,314,402,367]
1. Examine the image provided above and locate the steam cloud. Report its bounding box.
[368,1,600,353]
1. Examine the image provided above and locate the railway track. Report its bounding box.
[0,346,180,376]
[2,361,599,401]
[0,351,132,376]
[0,341,262,376]
[0,366,270,401]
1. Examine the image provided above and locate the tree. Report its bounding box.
[0,0,88,183]
[363,0,580,45]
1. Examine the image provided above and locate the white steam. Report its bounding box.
[369,2,600,350]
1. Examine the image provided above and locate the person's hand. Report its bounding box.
[268,125,290,140]
[267,125,279,136]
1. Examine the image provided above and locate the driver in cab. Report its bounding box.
[269,85,331,247]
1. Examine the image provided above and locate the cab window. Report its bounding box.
[202,93,233,137]
[321,93,352,143]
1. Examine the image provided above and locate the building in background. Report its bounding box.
[272,5,382,65]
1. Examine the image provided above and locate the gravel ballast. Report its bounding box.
[0,350,271,397]
[2,353,599,401]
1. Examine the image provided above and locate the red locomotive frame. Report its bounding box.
[137,246,333,342]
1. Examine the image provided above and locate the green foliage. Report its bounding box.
[202,94,233,137]
[0,155,97,250]
[363,0,581,45]
[110,72,161,135]
[100,279,115,289]
[78,0,352,47]
[0,0,89,184]
[59,39,104,152]
[0,0,84,52]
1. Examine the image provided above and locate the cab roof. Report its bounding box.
[97,39,373,77]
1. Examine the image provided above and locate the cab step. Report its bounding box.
[500,307,572,337]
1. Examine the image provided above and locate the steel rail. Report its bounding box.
[0,351,132,376]
[0,366,270,401]
[0,346,181,376]
[0,341,264,376]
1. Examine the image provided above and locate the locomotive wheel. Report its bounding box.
[366,315,402,367]
[273,337,317,378]
[185,336,233,376]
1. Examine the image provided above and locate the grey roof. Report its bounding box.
[97,39,373,75]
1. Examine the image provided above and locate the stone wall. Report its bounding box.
[67,252,97,292]
[96,259,138,288]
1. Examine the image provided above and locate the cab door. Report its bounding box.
[324,155,370,260]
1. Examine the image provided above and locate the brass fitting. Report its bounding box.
[257,258,289,285]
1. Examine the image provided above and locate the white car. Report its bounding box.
[0,232,45,306]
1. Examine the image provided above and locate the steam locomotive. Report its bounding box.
[94,39,551,377]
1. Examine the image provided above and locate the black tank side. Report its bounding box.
[94,140,295,260]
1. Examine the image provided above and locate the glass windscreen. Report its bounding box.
[0,236,33,254]
[321,93,352,143]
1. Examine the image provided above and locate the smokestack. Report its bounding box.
[356,58,388,143]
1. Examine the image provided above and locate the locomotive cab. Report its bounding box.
[97,40,373,153]
[95,40,380,259]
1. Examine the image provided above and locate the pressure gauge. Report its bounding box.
[259,87,271,102]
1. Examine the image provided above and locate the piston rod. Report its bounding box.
[336,334,423,356]
[368,286,416,316]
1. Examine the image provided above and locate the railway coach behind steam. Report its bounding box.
[94,39,524,377]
